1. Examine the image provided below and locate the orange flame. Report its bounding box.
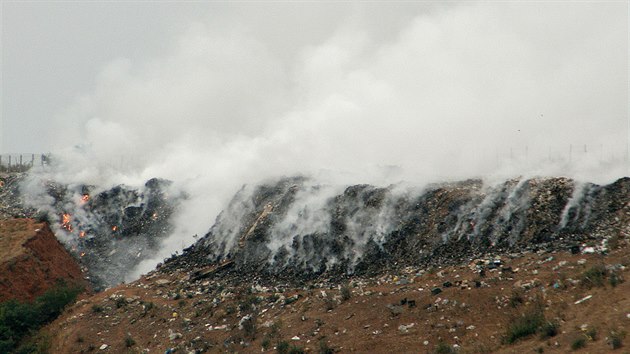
[80,252,85,257]
[79,231,86,238]
[81,194,90,203]
[111,225,118,232]
[152,212,158,220]
[61,213,73,232]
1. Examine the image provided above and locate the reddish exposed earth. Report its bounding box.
[0,219,89,302]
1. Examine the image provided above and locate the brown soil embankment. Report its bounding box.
[0,218,88,302]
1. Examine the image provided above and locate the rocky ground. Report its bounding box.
[45,240,630,353]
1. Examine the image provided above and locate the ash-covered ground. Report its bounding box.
[161,176,630,284]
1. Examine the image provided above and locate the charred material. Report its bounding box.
[162,177,630,284]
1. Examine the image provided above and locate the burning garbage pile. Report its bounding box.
[161,176,630,283]
[24,177,184,291]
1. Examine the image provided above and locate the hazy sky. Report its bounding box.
[2,1,628,156]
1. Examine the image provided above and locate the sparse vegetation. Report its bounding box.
[91,304,104,313]
[503,306,545,344]
[318,339,334,354]
[0,281,82,353]
[124,334,136,348]
[340,284,351,302]
[323,297,336,311]
[276,340,290,354]
[261,337,271,351]
[509,288,525,308]
[242,316,257,339]
[571,336,586,350]
[609,270,623,287]
[434,341,456,354]
[609,330,625,349]
[580,264,607,288]
[539,321,559,339]
[585,327,597,341]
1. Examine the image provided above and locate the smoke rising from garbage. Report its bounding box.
[19,2,628,281]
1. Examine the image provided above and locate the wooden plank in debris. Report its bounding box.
[191,260,234,281]
[238,203,273,248]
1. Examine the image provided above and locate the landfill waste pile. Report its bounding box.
[0,173,183,290]
[162,176,629,285]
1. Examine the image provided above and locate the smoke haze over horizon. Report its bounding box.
[2,2,629,279]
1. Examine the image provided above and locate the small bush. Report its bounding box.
[323,297,336,311]
[609,330,624,349]
[115,297,126,309]
[92,304,104,313]
[124,334,136,348]
[509,289,525,308]
[288,345,305,354]
[609,271,623,287]
[318,339,334,354]
[242,317,257,339]
[225,305,236,315]
[580,264,606,288]
[434,341,456,354]
[503,308,545,344]
[540,321,559,339]
[340,285,351,302]
[585,327,597,341]
[261,337,271,351]
[571,337,586,350]
[277,341,290,354]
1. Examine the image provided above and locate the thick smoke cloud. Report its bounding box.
[24,2,628,279]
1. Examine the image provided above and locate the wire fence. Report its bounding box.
[1,143,628,174]
[0,153,50,172]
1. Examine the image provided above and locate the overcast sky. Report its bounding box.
[1,1,628,174]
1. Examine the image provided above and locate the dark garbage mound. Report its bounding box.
[161,176,630,284]
[3,173,184,291]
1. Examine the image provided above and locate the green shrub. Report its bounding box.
[276,341,290,354]
[585,327,597,341]
[609,330,624,349]
[434,341,456,353]
[288,345,305,354]
[318,339,334,354]
[540,321,559,339]
[571,337,586,350]
[261,337,271,350]
[340,285,351,302]
[125,334,136,348]
[0,281,82,353]
[609,271,623,287]
[503,308,545,344]
[581,264,606,288]
[509,289,525,308]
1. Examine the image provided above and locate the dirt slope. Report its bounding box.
[45,241,630,353]
[0,219,88,302]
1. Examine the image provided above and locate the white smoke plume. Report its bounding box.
[19,2,628,280]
